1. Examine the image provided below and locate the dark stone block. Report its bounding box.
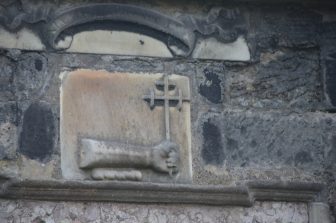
[228,49,321,110]
[204,109,335,171]
[201,119,224,165]
[255,6,321,49]
[19,102,55,161]
[199,68,222,104]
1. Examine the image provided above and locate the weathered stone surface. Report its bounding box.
[65,30,173,58]
[0,122,17,160]
[252,6,321,49]
[324,53,336,107]
[192,36,250,61]
[0,49,325,177]
[19,101,55,162]
[15,53,49,101]
[61,70,191,183]
[320,22,336,108]
[58,54,165,73]
[201,119,224,165]
[0,1,335,220]
[227,49,322,110]
[193,108,336,189]
[0,102,17,129]
[0,200,308,223]
[17,156,58,180]
[0,55,14,102]
[0,102,17,160]
[199,109,335,171]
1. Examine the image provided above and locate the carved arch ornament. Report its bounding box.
[0,2,245,57]
[45,4,195,56]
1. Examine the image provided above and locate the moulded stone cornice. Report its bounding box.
[0,178,323,206]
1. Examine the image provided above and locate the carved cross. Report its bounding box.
[143,75,190,141]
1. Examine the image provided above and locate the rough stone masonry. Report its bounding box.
[0,0,335,222]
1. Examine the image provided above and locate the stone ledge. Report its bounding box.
[0,178,323,206]
[248,181,323,202]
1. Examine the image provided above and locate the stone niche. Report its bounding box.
[60,70,192,183]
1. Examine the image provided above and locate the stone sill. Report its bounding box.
[0,178,322,206]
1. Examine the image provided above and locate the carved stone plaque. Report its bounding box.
[61,70,192,183]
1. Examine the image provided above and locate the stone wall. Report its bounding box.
[0,0,335,222]
[0,200,308,223]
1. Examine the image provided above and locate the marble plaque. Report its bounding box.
[60,70,192,183]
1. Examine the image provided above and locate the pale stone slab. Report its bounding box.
[0,200,309,223]
[60,70,191,183]
[0,26,45,51]
[192,36,251,61]
[65,30,173,58]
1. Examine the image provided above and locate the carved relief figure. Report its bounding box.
[78,74,189,181]
[80,139,179,180]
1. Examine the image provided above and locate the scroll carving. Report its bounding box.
[0,1,246,57]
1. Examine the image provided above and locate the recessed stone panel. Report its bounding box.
[61,70,191,183]
[64,31,173,58]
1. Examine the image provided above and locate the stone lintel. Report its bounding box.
[0,179,323,206]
